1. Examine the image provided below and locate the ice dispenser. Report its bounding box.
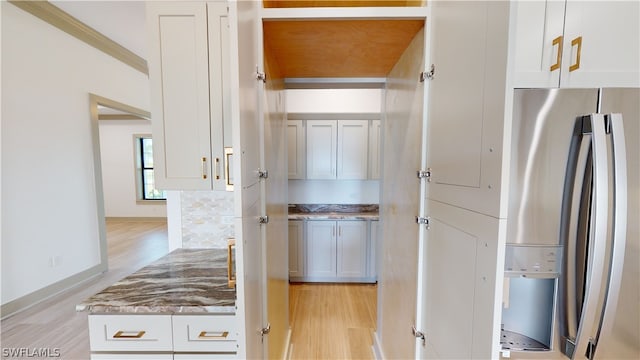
[501,244,562,352]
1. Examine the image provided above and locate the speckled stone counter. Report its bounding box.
[288,204,379,220]
[76,249,236,314]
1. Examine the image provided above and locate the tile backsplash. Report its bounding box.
[180,191,234,249]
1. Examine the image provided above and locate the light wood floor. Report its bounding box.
[289,283,378,360]
[1,220,378,360]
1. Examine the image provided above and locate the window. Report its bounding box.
[136,136,166,201]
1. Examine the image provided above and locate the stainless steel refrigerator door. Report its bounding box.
[507,89,598,246]
[592,88,640,360]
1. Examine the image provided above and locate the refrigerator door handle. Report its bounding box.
[560,127,593,347]
[593,114,628,356]
[572,114,611,360]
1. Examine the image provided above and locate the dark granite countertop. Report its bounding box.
[288,204,379,220]
[76,249,236,314]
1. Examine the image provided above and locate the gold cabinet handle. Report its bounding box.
[227,238,236,288]
[569,36,582,72]
[113,330,146,339]
[550,35,563,71]
[214,157,220,180]
[224,147,233,191]
[201,157,208,179]
[198,331,229,339]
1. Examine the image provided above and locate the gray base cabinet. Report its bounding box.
[288,219,377,283]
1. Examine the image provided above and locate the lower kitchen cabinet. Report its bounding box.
[288,220,305,278]
[289,219,376,283]
[88,314,237,359]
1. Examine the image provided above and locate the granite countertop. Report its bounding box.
[288,204,379,220]
[76,249,236,314]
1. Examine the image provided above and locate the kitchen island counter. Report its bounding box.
[76,248,235,314]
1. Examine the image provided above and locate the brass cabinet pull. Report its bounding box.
[227,238,236,288]
[550,35,563,71]
[569,36,582,72]
[224,147,233,191]
[113,330,146,339]
[201,157,208,179]
[214,157,220,180]
[198,330,229,339]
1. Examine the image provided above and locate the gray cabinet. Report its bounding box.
[288,220,304,278]
[289,219,376,283]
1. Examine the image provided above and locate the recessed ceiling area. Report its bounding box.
[263,0,424,8]
[263,19,424,78]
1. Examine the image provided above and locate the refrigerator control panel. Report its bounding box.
[504,245,563,278]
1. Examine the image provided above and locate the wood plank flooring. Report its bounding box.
[289,283,377,360]
[1,219,378,360]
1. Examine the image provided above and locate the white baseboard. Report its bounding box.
[373,331,384,360]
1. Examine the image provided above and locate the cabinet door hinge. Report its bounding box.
[257,169,269,179]
[412,325,426,346]
[416,216,431,229]
[417,168,432,181]
[420,64,435,82]
[256,70,267,83]
[260,323,271,336]
[259,216,269,224]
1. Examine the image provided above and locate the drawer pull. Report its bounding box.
[113,330,146,339]
[198,331,229,339]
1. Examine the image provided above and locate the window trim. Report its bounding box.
[133,134,167,204]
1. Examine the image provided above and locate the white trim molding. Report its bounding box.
[8,0,148,75]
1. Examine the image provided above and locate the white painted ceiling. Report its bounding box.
[51,0,147,59]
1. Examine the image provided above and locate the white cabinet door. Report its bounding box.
[512,0,566,88]
[287,120,305,179]
[560,0,639,88]
[336,221,367,278]
[421,200,505,360]
[337,120,369,180]
[512,0,640,88]
[427,0,510,219]
[368,220,379,279]
[147,2,228,190]
[288,220,304,278]
[369,120,382,180]
[306,120,337,179]
[306,221,337,278]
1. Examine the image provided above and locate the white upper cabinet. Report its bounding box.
[147,2,229,190]
[368,120,382,180]
[427,1,511,218]
[306,120,337,179]
[513,0,640,88]
[337,120,369,180]
[306,119,369,180]
[287,120,305,179]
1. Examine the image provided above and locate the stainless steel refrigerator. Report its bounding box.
[501,88,639,360]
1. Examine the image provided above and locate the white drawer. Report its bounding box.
[88,314,173,352]
[172,314,238,353]
[91,354,173,360]
[174,354,238,360]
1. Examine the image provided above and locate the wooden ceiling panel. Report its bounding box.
[263,1,424,8]
[263,19,424,78]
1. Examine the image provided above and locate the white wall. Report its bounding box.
[98,120,166,218]
[1,3,150,307]
[287,89,382,113]
[288,180,379,204]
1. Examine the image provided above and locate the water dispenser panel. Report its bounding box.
[504,244,562,278]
